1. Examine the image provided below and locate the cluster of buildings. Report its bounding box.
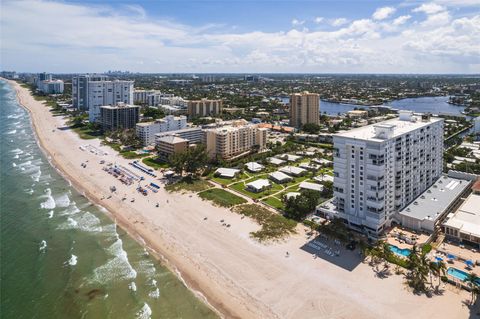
[316,110,479,248]
[72,74,134,123]
[141,119,267,161]
[34,72,64,94]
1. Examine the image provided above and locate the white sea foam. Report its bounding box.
[6,129,17,135]
[55,192,71,208]
[25,188,34,195]
[47,210,54,219]
[135,303,152,319]
[58,203,80,216]
[12,162,17,167]
[14,154,19,159]
[150,279,157,288]
[40,188,56,210]
[148,288,160,299]
[39,240,47,252]
[137,260,156,277]
[31,169,42,182]
[91,237,137,283]
[128,282,137,292]
[67,254,78,266]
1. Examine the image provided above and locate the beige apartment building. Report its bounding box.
[204,123,267,160]
[156,135,190,159]
[187,99,223,117]
[289,92,320,128]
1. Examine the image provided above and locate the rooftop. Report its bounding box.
[100,104,139,110]
[299,181,324,192]
[246,179,271,190]
[335,114,442,142]
[215,168,240,178]
[397,175,470,222]
[157,135,188,144]
[443,194,480,238]
[269,171,293,181]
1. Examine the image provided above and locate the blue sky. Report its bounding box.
[1,0,479,73]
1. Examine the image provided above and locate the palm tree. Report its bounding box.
[436,261,447,289]
[463,273,479,304]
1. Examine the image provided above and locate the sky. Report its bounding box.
[1,0,479,74]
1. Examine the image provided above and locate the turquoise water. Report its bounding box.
[0,80,218,319]
[389,245,411,257]
[447,268,480,285]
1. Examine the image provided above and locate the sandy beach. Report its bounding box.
[7,78,474,319]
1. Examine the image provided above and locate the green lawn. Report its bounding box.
[72,126,103,140]
[119,151,149,159]
[231,204,297,241]
[142,157,169,170]
[210,172,249,186]
[230,178,284,200]
[262,196,285,211]
[198,188,247,207]
[165,178,213,193]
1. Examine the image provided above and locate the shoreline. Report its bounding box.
[6,79,239,319]
[4,78,472,319]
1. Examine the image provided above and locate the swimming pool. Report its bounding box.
[389,244,411,257]
[447,267,480,285]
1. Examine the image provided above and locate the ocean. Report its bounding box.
[0,80,218,319]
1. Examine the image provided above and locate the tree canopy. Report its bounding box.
[168,144,208,177]
[302,123,321,134]
[284,189,321,220]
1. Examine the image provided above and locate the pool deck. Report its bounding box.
[385,226,430,250]
[435,242,480,279]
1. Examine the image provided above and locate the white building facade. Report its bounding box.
[136,115,187,146]
[72,75,134,122]
[331,112,444,236]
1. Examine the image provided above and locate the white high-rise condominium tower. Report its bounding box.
[332,111,444,236]
[72,75,134,123]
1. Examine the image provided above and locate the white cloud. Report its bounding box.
[0,0,479,73]
[421,11,450,27]
[331,18,348,26]
[372,7,396,20]
[392,15,412,26]
[314,17,324,24]
[291,19,305,26]
[413,3,445,14]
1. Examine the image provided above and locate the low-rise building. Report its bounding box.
[100,103,139,131]
[443,193,480,248]
[214,168,240,178]
[136,115,187,146]
[156,135,189,160]
[299,181,324,192]
[395,175,471,233]
[347,110,368,118]
[246,179,271,193]
[268,157,286,166]
[269,171,293,184]
[245,162,264,173]
[155,127,204,145]
[279,166,307,177]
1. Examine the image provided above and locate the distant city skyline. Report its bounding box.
[1,0,479,74]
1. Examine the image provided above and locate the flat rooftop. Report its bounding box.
[397,175,470,222]
[334,115,442,141]
[444,194,480,237]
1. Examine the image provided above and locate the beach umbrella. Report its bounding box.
[435,257,443,262]
[465,260,474,267]
[447,254,456,260]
